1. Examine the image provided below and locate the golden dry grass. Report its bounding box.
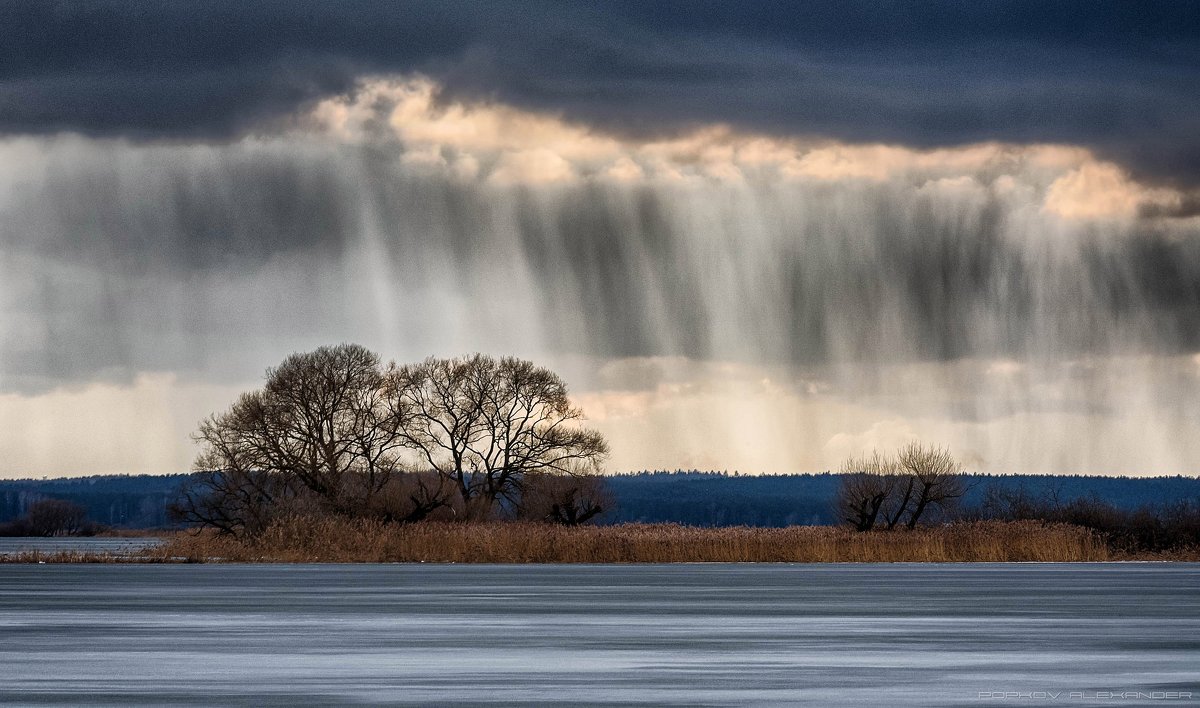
[151,518,1111,563]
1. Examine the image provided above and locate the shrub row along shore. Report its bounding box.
[6,519,1166,563]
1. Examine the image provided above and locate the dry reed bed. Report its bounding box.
[0,550,174,564]
[154,518,1110,563]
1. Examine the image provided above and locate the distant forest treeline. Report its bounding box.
[2,471,1199,529]
[0,474,190,529]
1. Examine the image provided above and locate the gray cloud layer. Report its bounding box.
[3,118,1200,475]
[3,2,1200,183]
[4,135,1199,394]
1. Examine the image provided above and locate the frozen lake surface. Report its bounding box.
[0,563,1197,706]
[0,537,163,557]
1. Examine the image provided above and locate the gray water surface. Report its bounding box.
[0,564,1197,706]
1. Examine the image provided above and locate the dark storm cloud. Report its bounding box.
[1139,192,1200,220]
[2,1,1199,183]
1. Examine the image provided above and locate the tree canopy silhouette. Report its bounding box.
[175,346,608,534]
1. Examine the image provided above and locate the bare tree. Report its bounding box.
[180,346,604,532]
[836,451,896,531]
[367,470,453,524]
[176,389,282,536]
[519,472,612,525]
[25,499,88,537]
[977,485,1046,521]
[880,468,918,530]
[191,344,407,513]
[837,443,965,531]
[386,354,609,516]
[896,442,965,528]
[169,467,305,537]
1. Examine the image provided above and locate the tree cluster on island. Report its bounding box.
[7,342,1195,556]
[171,344,610,538]
[0,498,93,537]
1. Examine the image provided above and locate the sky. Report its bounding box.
[2,2,1200,478]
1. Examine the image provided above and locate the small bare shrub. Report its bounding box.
[518,473,611,525]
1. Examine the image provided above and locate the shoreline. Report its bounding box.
[6,519,1196,564]
[5,555,1199,565]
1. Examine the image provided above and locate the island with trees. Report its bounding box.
[2,344,1198,563]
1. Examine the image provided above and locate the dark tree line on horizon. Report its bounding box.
[172,344,610,537]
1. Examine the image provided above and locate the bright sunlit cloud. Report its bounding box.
[307,77,1189,221]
